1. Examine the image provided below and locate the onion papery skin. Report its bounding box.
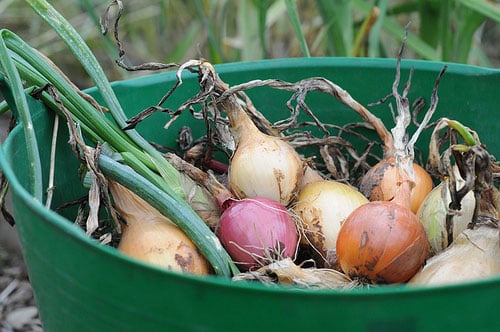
[336,201,428,284]
[216,197,299,271]
[118,220,211,275]
[294,180,369,267]
[228,134,303,206]
[359,158,433,214]
[417,182,475,257]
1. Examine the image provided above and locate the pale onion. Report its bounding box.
[294,180,368,267]
[359,158,433,214]
[216,196,299,271]
[223,96,304,206]
[417,180,475,257]
[109,181,210,275]
[408,224,500,286]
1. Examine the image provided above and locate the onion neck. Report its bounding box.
[221,98,262,145]
[392,158,415,211]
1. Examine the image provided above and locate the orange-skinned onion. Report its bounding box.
[336,201,428,284]
[359,158,433,213]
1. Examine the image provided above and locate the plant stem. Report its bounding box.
[0,30,43,202]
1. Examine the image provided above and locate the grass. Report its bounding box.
[1,0,499,89]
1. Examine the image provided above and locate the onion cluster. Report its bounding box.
[109,61,499,288]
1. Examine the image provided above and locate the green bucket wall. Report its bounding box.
[1,58,499,331]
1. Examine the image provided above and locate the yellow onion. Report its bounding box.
[359,158,433,213]
[409,223,500,286]
[294,180,368,267]
[417,180,475,257]
[223,97,304,206]
[109,181,210,275]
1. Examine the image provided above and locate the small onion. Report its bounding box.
[109,181,210,275]
[417,181,475,257]
[294,180,368,267]
[336,201,428,284]
[359,158,433,213]
[216,197,299,271]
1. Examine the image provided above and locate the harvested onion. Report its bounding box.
[294,180,368,267]
[226,105,304,206]
[202,62,304,206]
[336,199,428,284]
[216,197,299,271]
[109,181,210,275]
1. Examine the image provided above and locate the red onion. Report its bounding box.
[216,197,299,271]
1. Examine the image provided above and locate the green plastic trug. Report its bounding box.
[1,58,500,332]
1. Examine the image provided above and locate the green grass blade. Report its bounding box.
[417,0,442,48]
[315,0,352,56]
[169,21,202,63]
[0,29,43,202]
[368,0,388,58]
[352,0,439,61]
[457,0,500,22]
[256,0,270,58]
[454,6,484,63]
[238,0,262,61]
[284,0,311,57]
[194,0,224,63]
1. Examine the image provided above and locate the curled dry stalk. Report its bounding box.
[30,84,120,236]
[427,118,500,240]
[101,0,180,72]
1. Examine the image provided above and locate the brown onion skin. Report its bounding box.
[359,158,433,214]
[336,201,428,284]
